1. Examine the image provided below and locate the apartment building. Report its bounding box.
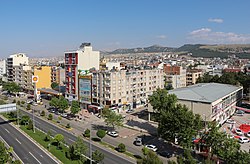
[92,68,164,109]
[7,53,29,82]
[186,69,203,86]
[13,64,33,93]
[0,60,6,77]
[65,43,100,101]
[163,64,186,89]
[34,66,52,89]
[51,66,65,85]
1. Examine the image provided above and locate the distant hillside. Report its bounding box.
[175,44,250,59]
[110,45,175,54]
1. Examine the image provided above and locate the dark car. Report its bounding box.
[159,151,173,158]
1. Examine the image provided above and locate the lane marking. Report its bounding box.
[34,120,41,125]
[29,152,41,164]
[4,129,10,133]
[40,155,43,158]
[15,138,21,144]
[51,129,57,133]
[69,138,75,142]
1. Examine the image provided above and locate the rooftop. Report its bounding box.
[169,83,242,103]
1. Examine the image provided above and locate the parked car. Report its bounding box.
[32,102,38,106]
[159,151,173,158]
[247,131,250,138]
[239,136,249,144]
[134,137,142,146]
[61,113,68,118]
[126,109,134,113]
[235,128,243,136]
[235,110,244,116]
[226,119,236,124]
[145,144,157,152]
[26,99,33,104]
[107,131,119,137]
[227,134,234,139]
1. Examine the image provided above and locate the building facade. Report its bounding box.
[169,83,243,125]
[186,69,203,86]
[7,53,29,82]
[92,68,164,109]
[164,64,186,89]
[0,60,6,77]
[34,66,52,89]
[65,43,100,101]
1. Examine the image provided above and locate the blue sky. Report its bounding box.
[0,0,250,57]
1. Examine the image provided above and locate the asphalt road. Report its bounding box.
[21,109,135,164]
[0,117,58,164]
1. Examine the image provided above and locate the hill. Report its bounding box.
[109,45,175,54]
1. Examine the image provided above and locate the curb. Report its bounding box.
[0,115,61,164]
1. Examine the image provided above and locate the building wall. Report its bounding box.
[13,65,33,93]
[0,60,6,77]
[34,66,51,89]
[186,69,203,86]
[164,64,186,89]
[77,46,100,71]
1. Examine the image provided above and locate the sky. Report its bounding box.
[0,0,250,58]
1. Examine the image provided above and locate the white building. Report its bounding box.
[6,53,29,81]
[65,43,100,101]
[169,83,243,125]
[0,60,6,77]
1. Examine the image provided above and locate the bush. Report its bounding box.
[117,143,126,152]
[21,101,25,104]
[27,120,33,130]
[96,129,106,141]
[142,146,149,155]
[17,100,20,105]
[84,129,90,138]
[48,114,53,120]
[40,110,45,116]
[66,123,71,129]
[12,99,16,103]
[26,104,31,110]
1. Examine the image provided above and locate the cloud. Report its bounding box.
[156,35,167,39]
[188,28,250,44]
[208,18,223,23]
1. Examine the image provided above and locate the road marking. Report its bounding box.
[4,128,10,133]
[69,138,75,142]
[34,120,41,124]
[29,152,41,164]
[40,155,43,158]
[51,129,57,133]
[15,138,21,144]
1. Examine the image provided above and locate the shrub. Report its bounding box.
[84,129,90,138]
[66,123,71,129]
[142,146,149,155]
[96,129,106,141]
[117,143,126,152]
[21,101,25,104]
[26,104,31,110]
[40,110,45,116]
[17,100,20,105]
[48,114,53,120]
[12,99,16,103]
[27,120,33,130]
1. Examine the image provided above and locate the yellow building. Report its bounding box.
[34,66,52,89]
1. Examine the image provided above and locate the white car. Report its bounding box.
[247,131,250,138]
[235,128,243,136]
[145,144,158,152]
[227,134,234,139]
[226,119,236,124]
[239,137,249,144]
[107,131,119,137]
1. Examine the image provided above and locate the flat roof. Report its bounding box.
[169,83,242,103]
[38,88,62,96]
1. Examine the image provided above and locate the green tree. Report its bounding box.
[149,89,203,148]
[92,150,104,163]
[54,134,64,149]
[58,116,62,123]
[117,143,126,152]
[12,160,22,164]
[21,101,25,105]
[71,100,80,115]
[96,129,106,141]
[20,115,30,125]
[48,114,53,120]
[27,119,33,130]
[58,96,68,112]
[44,130,51,142]
[104,110,124,130]
[2,82,20,95]
[142,147,149,155]
[49,97,59,108]
[26,104,31,110]
[12,99,16,103]
[17,100,20,106]
[51,82,59,90]
[68,136,88,162]
[84,129,90,138]
[0,141,10,163]
[140,150,163,164]
[66,123,71,129]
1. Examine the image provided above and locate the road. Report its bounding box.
[0,117,58,164]
[20,109,135,164]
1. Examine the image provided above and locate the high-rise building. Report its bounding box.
[0,60,6,77]
[65,43,100,101]
[7,53,29,82]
